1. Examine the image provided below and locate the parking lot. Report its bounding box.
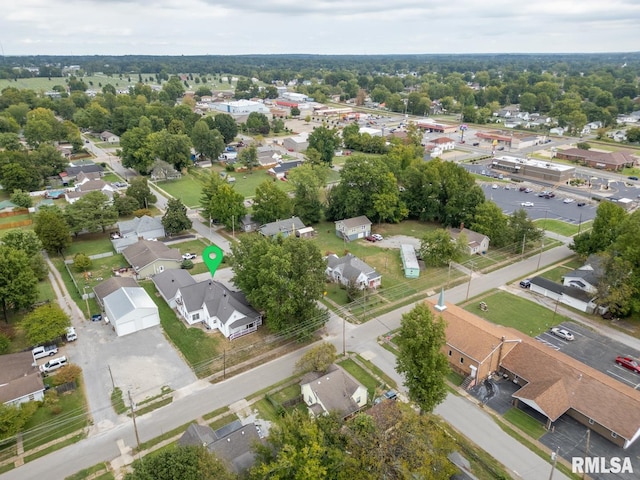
[477,182,599,223]
[536,322,640,389]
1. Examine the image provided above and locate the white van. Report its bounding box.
[39,356,68,373]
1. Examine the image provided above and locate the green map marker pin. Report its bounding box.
[202,244,224,277]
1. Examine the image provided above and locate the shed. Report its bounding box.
[103,287,160,337]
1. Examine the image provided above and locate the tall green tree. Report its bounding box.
[571,201,627,256]
[419,230,466,267]
[120,124,154,174]
[287,163,328,224]
[33,206,71,255]
[124,445,236,480]
[2,229,47,281]
[190,120,224,161]
[252,180,293,225]
[126,177,157,209]
[250,410,340,480]
[213,113,239,144]
[307,126,340,165]
[395,303,449,414]
[239,144,259,173]
[508,209,543,251]
[65,191,119,235]
[470,201,511,248]
[22,304,70,346]
[0,246,38,321]
[162,198,192,236]
[326,155,407,223]
[245,112,270,135]
[205,183,246,230]
[149,129,192,171]
[231,235,327,336]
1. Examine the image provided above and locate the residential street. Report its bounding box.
[1,243,577,480]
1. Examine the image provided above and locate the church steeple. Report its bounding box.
[434,288,447,312]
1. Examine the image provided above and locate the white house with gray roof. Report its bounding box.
[301,364,367,419]
[103,286,160,337]
[151,269,197,308]
[175,280,262,339]
[562,254,604,294]
[259,216,308,239]
[325,253,381,289]
[449,227,490,255]
[112,215,166,252]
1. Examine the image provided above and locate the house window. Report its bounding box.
[448,350,452,356]
[29,394,35,401]
[460,357,464,364]
[355,396,361,403]
[611,432,617,438]
[247,323,254,329]
[192,313,200,321]
[588,419,594,425]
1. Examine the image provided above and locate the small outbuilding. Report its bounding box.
[103,287,160,337]
[400,244,420,278]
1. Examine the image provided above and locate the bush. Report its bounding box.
[181,259,194,270]
[73,253,92,272]
[133,208,153,217]
[51,364,82,386]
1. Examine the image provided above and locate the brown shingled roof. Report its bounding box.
[502,335,640,441]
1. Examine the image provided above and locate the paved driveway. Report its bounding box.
[69,319,197,432]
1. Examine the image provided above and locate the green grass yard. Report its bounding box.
[503,408,546,440]
[534,218,593,237]
[465,290,574,337]
[139,281,220,371]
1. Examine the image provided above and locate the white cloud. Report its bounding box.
[0,0,638,55]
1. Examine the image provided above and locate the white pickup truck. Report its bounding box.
[32,344,58,360]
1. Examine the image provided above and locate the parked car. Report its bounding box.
[372,234,383,241]
[497,146,504,151]
[563,198,575,204]
[550,327,574,341]
[615,356,640,374]
[525,188,533,193]
[628,176,638,181]
[519,279,531,288]
[365,235,377,242]
[577,202,586,207]
[182,253,197,260]
[32,345,58,360]
[521,201,534,207]
[544,193,556,199]
[65,327,77,342]
[492,184,498,189]
[40,356,68,374]
[91,314,103,322]
[472,142,480,146]
[519,186,527,192]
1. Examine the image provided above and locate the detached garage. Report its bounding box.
[104,287,160,337]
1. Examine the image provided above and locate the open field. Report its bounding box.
[465,290,573,337]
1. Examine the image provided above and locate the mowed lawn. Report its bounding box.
[154,175,205,208]
[465,290,573,337]
[534,218,592,237]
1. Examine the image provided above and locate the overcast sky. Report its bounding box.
[2,0,639,56]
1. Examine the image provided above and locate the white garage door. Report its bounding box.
[116,319,137,337]
[140,312,159,330]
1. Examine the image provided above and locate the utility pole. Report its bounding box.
[128,390,141,453]
[582,429,590,480]
[521,234,527,257]
[465,262,475,301]
[548,446,560,480]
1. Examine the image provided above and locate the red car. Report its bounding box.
[615,356,640,374]
[365,235,377,242]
